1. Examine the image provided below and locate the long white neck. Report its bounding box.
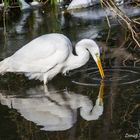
[63,45,90,74]
[62,39,100,74]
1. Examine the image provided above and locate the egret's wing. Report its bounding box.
[8,34,71,72]
[12,36,56,62]
[12,34,72,61]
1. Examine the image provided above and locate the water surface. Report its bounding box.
[0,5,140,140]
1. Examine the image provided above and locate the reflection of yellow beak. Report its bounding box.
[98,80,104,106]
[96,56,105,79]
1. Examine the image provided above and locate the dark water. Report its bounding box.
[0,5,140,140]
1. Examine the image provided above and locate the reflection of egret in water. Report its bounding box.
[71,66,140,86]
[0,82,104,131]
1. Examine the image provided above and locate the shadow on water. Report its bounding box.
[0,5,140,140]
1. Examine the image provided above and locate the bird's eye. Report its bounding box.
[95,53,98,57]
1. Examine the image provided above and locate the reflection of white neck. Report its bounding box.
[80,98,103,121]
[0,85,104,131]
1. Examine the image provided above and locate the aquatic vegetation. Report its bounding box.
[101,0,140,48]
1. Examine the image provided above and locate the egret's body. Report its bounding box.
[0,33,104,84]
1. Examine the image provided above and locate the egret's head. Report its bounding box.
[78,39,105,79]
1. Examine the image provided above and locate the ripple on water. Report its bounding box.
[71,66,140,86]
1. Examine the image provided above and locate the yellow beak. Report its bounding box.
[96,56,105,79]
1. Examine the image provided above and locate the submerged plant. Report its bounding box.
[50,0,57,6]
[3,0,11,10]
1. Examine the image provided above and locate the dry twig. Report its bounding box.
[100,0,140,47]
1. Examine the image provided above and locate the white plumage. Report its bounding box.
[0,85,104,131]
[0,33,104,84]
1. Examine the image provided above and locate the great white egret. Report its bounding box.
[0,33,105,84]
